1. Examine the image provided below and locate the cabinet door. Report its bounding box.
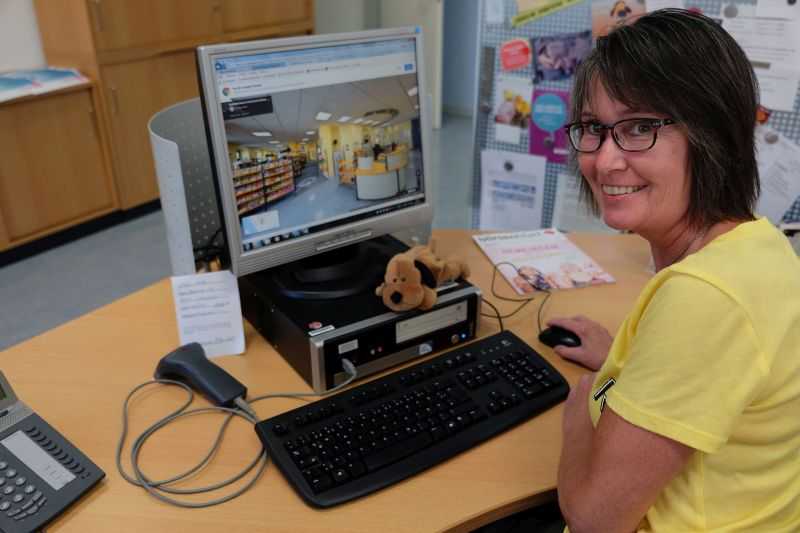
[222,0,313,33]
[0,90,115,245]
[87,0,221,51]
[102,50,200,209]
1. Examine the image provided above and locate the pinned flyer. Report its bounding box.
[171,270,246,358]
[591,0,646,38]
[513,0,584,27]
[500,39,532,71]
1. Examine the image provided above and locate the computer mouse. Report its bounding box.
[538,325,582,348]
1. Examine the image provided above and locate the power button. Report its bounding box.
[450,334,459,344]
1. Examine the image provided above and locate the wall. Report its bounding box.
[442,0,479,117]
[0,0,44,72]
[315,0,378,35]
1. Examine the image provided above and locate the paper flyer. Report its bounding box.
[473,228,615,294]
[552,173,617,234]
[531,30,592,82]
[500,39,532,71]
[529,88,570,164]
[513,0,584,27]
[171,270,246,358]
[591,0,646,38]
[479,150,546,231]
[493,76,533,145]
[755,127,800,224]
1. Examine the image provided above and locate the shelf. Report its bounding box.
[267,184,294,203]
[266,176,293,193]
[234,174,264,188]
[265,171,293,185]
[238,198,266,216]
[233,166,262,179]
[236,190,264,206]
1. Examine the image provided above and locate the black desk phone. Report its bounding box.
[0,371,104,533]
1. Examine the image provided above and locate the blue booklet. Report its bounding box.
[0,68,87,103]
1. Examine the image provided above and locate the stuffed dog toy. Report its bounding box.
[376,244,470,312]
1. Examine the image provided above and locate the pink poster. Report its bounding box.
[529,88,570,164]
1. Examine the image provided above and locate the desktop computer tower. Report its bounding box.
[239,236,482,393]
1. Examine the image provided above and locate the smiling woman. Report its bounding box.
[541,9,800,533]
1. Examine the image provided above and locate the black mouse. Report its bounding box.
[538,325,582,348]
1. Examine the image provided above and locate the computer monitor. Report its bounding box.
[196,27,433,280]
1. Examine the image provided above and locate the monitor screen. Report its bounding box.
[198,28,432,276]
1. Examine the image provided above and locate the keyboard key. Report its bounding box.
[364,432,433,471]
[255,330,568,508]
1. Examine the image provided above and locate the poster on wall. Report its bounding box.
[493,76,533,145]
[513,0,584,27]
[591,0,646,38]
[532,30,592,82]
[500,39,533,71]
[479,150,546,230]
[529,88,570,164]
[552,173,617,233]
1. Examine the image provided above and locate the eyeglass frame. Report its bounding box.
[563,117,677,153]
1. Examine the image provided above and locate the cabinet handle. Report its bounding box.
[91,0,104,33]
[109,87,119,115]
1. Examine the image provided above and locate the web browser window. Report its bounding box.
[211,38,426,253]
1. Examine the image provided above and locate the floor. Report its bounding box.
[0,113,474,351]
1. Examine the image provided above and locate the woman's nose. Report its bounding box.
[593,133,628,175]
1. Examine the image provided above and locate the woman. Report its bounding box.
[548,9,800,532]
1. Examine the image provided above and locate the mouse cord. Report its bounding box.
[116,359,358,508]
[480,261,550,332]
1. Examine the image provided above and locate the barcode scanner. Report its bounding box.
[154,343,247,408]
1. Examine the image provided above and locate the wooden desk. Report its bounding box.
[1,230,652,532]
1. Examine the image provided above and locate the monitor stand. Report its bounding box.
[252,235,408,301]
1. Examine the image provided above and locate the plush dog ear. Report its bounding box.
[414,260,437,289]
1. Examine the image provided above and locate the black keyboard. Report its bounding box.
[254,330,569,508]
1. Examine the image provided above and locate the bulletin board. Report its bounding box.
[470,0,800,229]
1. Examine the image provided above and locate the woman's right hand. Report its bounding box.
[546,315,613,371]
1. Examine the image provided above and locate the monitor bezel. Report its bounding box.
[197,27,434,277]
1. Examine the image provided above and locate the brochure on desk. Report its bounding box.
[0,68,87,103]
[473,228,614,295]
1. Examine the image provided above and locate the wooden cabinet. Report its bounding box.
[102,50,199,208]
[34,0,314,210]
[0,85,117,251]
[222,0,314,33]
[87,0,221,52]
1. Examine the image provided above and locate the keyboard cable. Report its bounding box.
[116,359,358,508]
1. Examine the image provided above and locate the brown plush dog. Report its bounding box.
[376,244,470,312]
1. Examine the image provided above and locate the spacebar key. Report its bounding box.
[364,432,433,471]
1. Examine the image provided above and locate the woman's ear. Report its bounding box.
[414,260,437,289]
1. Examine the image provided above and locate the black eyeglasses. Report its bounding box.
[564,118,676,153]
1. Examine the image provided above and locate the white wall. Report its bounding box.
[442,0,478,117]
[315,0,376,35]
[0,0,45,73]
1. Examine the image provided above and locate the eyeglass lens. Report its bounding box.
[569,119,660,152]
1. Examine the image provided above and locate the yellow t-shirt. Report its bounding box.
[590,218,800,532]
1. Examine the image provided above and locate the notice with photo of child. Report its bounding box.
[473,228,615,295]
[493,76,533,145]
[531,30,592,82]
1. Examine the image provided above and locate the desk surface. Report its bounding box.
[3,230,652,532]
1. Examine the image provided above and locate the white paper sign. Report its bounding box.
[479,150,546,230]
[754,66,800,112]
[171,270,245,358]
[755,127,800,224]
[552,173,617,233]
[722,5,800,67]
[757,0,798,20]
[485,0,505,24]
[645,0,685,12]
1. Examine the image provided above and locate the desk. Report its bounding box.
[2,230,652,532]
